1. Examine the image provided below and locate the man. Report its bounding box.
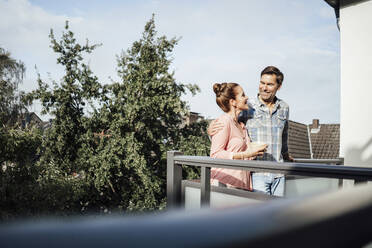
[208,66,293,196]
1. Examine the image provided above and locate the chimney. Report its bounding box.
[312,119,319,129]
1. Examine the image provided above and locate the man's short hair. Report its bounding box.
[261,66,284,85]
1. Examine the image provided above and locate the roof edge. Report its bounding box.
[324,0,339,8]
[326,0,371,9]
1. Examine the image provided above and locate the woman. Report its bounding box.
[211,82,267,190]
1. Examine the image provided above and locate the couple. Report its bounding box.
[209,66,293,197]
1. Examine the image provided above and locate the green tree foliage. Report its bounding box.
[26,21,103,174]
[176,120,211,179]
[22,21,105,215]
[89,15,209,211]
[0,48,43,220]
[0,128,42,220]
[0,47,26,127]
[1,17,210,219]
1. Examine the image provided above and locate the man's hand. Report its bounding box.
[283,153,294,162]
[207,120,224,136]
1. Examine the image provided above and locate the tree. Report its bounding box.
[23,21,105,215]
[90,15,208,210]
[0,47,26,127]
[0,48,45,220]
[1,17,210,218]
[0,127,43,220]
[26,21,103,174]
[176,119,211,179]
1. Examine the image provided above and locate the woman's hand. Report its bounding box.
[242,143,268,159]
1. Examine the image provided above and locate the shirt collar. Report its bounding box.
[255,94,281,112]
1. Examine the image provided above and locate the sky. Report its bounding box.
[0,0,340,124]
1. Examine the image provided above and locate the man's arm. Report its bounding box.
[207,120,224,136]
[208,110,249,136]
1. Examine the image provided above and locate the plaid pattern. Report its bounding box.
[238,95,289,162]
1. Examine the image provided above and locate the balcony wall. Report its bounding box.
[184,176,339,210]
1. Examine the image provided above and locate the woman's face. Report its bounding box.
[233,86,249,110]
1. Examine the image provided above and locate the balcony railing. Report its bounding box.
[167,151,372,208]
[293,158,344,165]
[1,152,372,247]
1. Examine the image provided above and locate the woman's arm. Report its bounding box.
[210,118,267,160]
[235,143,267,159]
[234,129,267,159]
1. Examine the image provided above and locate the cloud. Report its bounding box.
[0,0,340,124]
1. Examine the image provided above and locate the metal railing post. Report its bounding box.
[354,179,368,185]
[167,151,183,209]
[337,158,344,187]
[200,167,211,207]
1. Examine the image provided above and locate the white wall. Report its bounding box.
[184,187,262,210]
[340,0,372,167]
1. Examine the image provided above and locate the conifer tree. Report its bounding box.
[91,15,208,210]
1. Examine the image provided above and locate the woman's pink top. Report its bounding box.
[210,113,252,190]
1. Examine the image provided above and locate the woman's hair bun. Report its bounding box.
[213,82,239,113]
[213,83,221,96]
[213,83,227,97]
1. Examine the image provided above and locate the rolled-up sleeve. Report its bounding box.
[210,117,234,159]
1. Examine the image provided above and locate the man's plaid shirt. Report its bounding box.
[238,95,289,163]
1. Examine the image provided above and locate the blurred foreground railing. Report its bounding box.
[1,153,372,247]
[1,182,372,247]
[167,151,371,208]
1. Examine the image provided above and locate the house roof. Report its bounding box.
[288,120,311,159]
[309,123,340,159]
[28,112,43,123]
[288,119,340,159]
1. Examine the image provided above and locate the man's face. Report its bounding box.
[259,74,281,103]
